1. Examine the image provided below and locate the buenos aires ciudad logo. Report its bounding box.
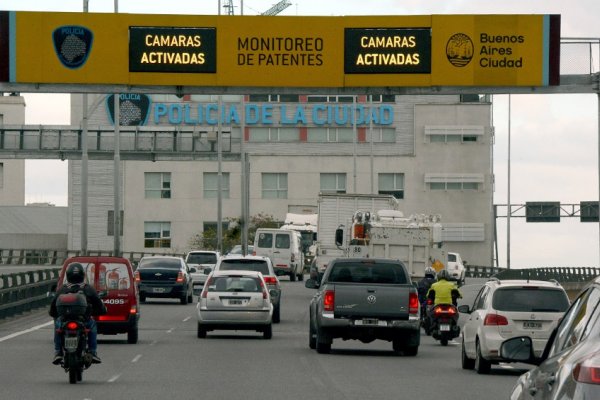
[52,25,94,69]
[446,33,474,67]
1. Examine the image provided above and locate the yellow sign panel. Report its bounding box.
[5,12,559,88]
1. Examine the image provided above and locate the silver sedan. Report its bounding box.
[196,270,274,339]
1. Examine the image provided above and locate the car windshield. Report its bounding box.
[219,260,270,275]
[328,262,408,284]
[138,258,181,269]
[187,253,217,264]
[492,287,570,312]
[448,254,457,262]
[208,276,262,292]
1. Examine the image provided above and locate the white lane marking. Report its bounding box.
[167,328,174,333]
[0,320,53,342]
[183,317,191,322]
[132,354,142,363]
[108,374,121,383]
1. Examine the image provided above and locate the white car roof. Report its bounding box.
[211,270,264,278]
[487,278,564,289]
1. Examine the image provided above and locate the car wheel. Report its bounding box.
[298,273,304,281]
[263,324,273,339]
[127,325,139,344]
[273,304,281,323]
[403,345,419,357]
[180,293,189,305]
[475,339,492,374]
[392,338,403,354]
[290,272,296,282]
[187,292,193,304]
[197,323,206,338]
[462,338,475,370]
[309,320,316,349]
[316,327,331,354]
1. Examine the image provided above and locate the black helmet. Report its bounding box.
[66,262,85,284]
[424,267,436,278]
[437,269,449,281]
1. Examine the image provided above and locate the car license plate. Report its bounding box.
[64,337,79,351]
[355,319,387,326]
[440,324,451,332]
[523,321,542,329]
[153,287,166,293]
[229,299,243,306]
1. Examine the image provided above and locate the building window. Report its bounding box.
[107,210,124,236]
[424,125,484,143]
[368,94,396,103]
[203,172,230,199]
[378,173,404,199]
[320,173,346,193]
[367,127,396,143]
[145,172,171,199]
[306,127,356,143]
[144,222,171,248]
[306,95,355,103]
[262,173,288,199]
[425,173,484,191]
[248,94,299,102]
[248,127,299,142]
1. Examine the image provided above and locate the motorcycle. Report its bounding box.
[55,293,94,384]
[429,303,460,346]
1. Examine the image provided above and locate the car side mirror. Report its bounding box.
[204,267,212,275]
[457,304,471,314]
[305,278,319,289]
[500,337,539,365]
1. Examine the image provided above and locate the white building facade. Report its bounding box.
[0,95,26,206]
[68,93,494,266]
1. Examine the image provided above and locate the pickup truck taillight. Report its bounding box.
[409,292,419,315]
[323,290,335,312]
[176,272,184,283]
[134,271,140,283]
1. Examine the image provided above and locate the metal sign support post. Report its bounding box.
[113,95,121,256]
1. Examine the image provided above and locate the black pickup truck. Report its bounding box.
[305,258,420,355]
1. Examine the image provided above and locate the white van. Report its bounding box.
[253,228,304,281]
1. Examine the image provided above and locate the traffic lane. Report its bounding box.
[0,278,524,400]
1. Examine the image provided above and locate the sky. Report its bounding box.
[1,0,599,269]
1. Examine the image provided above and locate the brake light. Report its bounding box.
[426,298,433,305]
[323,290,335,312]
[130,305,137,315]
[433,305,457,317]
[201,278,211,298]
[573,353,600,384]
[66,321,79,330]
[260,281,268,300]
[263,276,278,285]
[134,271,140,283]
[176,272,184,283]
[484,313,508,326]
[409,292,419,315]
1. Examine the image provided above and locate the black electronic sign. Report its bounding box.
[526,202,561,223]
[580,201,599,222]
[129,26,216,73]
[344,28,431,74]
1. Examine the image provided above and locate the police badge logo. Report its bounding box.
[105,94,152,126]
[52,25,93,69]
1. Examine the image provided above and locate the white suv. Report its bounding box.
[459,278,570,374]
[185,250,221,295]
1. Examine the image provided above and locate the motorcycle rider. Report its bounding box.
[49,262,107,365]
[427,269,463,306]
[417,267,437,305]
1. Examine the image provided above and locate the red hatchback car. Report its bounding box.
[54,256,140,344]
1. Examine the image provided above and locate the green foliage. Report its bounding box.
[188,212,280,252]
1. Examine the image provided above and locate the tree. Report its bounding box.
[188,212,280,252]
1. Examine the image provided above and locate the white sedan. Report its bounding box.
[196,270,274,339]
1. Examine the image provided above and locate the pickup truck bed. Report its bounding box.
[306,258,420,355]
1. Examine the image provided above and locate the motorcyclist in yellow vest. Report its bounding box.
[427,269,462,306]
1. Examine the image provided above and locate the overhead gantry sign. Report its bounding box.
[0,12,560,89]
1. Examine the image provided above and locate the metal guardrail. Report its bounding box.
[0,268,60,319]
[465,265,600,283]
